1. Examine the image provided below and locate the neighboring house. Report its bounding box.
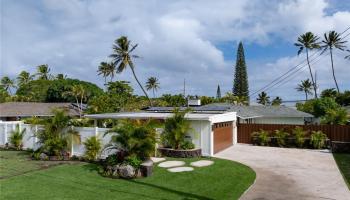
[85,111,237,156]
[145,103,314,125]
[0,102,82,121]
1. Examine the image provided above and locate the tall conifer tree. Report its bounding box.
[216,85,221,99]
[233,42,249,102]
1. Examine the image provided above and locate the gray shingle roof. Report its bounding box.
[0,102,81,117]
[145,103,314,119]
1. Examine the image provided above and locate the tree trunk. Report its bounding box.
[305,91,308,101]
[75,97,81,118]
[153,88,155,98]
[306,49,317,98]
[130,67,153,106]
[329,48,340,93]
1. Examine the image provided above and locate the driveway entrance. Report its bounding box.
[215,144,350,200]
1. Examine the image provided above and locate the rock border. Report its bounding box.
[157,148,202,158]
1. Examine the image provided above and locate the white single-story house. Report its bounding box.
[85,111,237,156]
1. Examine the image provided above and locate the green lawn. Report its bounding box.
[333,153,350,189]
[0,151,255,200]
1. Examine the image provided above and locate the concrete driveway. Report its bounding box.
[215,144,350,200]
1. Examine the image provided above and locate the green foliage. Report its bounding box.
[271,96,282,106]
[256,91,270,105]
[200,96,217,105]
[321,88,338,98]
[310,131,327,149]
[160,94,186,107]
[321,107,348,125]
[83,136,102,161]
[0,87,10,103]
[107,120,156,160]
[35,109,80,156]
[216,85,221,99]
[297,97,340,117]
[145,77,160,98]
[1,76,16,94]
[296,79,313,100]
[336,90,350,106]
[274,130,289,147]
[107,81,133,96]
[124,155,142,168]
[180,140,195,150]
[222,92,248,105]
[233,42,249,100]
[252,130,270,146]
[9,125,26,150]
[293,126,306,148]
[162,109,193,149]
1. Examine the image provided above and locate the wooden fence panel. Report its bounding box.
[237,124,350,144]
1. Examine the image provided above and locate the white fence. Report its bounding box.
[0,121,113,157]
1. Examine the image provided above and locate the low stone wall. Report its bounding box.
[157,148,202,158]
[331,141,350,153]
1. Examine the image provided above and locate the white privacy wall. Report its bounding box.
[0,121,111,157]
[188,120,211,156]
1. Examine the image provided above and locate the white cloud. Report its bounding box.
[1,0,349,101]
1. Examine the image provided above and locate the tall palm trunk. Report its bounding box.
[80,94,83,118]
[153,88,155,98]
[75,97,81,118]
[329,48,340,93]
[305,91,308,101]
[130,67,153,106]
[306,49,318,98]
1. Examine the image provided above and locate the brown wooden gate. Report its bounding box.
[213,122,233,154]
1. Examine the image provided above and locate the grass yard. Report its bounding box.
[333,153,350,189]
[0,151,255,200]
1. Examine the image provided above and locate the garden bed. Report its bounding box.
[331,141,350,153]
[157,147,202,158]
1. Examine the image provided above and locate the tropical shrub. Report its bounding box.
[252,130,270,146]
[293,126,306,148]
[124,155,142,168]
[274,130,289,147]
[35,109,80,156]
[297,97,340,117]
[310,131,328,149]
[83,136,102,161]
[321,107,348,125]
[9,125,26,150]
[180,140,195,150]
[106,120,156,161]
[162,109,193,149]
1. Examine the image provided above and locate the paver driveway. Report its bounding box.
[215,144,350,200]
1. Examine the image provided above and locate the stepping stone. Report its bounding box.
[158,161,185,168]
[190,160,214,167]
[167,167,194,173]
[150,157,166,163]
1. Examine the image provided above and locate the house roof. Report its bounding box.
[0,102,81,117]
[145,103,314,119]
[85,112,236,123]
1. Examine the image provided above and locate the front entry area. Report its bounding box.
[213,121,233,154]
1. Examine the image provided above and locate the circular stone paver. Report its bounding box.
[167,167,194,173]
[158,161,185,168]
[190,160,214,167]
[150,157,166,163]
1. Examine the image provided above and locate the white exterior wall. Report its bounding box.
[188,120,212,156]
[253,117,305,125]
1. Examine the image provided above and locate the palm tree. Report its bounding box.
[17,71,34,86]
[296,79,313,101]
[146,77,160,98]
[295,32,320,98]
[345,50,350,60]
[36,64,51,80]
[271,96,282,106]
[321,31,347,93]
[56,74,67,80]
[63,84,86,118]
[109,36,152,106]
[256,91,270,105]
[1,76,15,94]
[222,92,248,105]
[320,88,337,98]
[97,62,109,85]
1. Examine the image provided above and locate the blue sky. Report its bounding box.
[1,0,350,102]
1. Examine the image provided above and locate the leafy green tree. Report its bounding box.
[321,107,348,125]
[222,92,248,105]
[56,74,66,80]
[17,71,34,86]
[216,85,221,99]
[1,76,16,94]
[36,64,52,80]
[296,79,313,101]
[321,31,347,93]
[162,109,193,149]
[0,87,10,103]
[200,96,216,105]
[320,88,338,98]
[9,125,26,150]
[336,90,350,106]
[107,81,133,96]
[297,97,340,118]
[83,136,102,161]
[35,109,80,156]
[160,94,186,107]
[271,96,282,106]
[109,36,152,106]
[233,42,249,101]
[106,120,156,160]
[145,77,160,98]
[256,91,270,105]
[295,32,320,98]
[63,84,86,118]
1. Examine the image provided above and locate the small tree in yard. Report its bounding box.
[162,109,194,149]
[310,131,327,149]
[9,125,26,150]
[84,136,102,161]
